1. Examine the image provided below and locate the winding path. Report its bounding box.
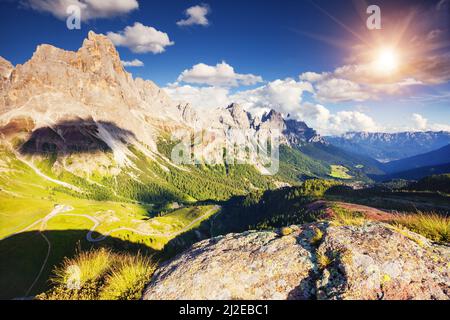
[6,203,220,297]
[59,205,220,242]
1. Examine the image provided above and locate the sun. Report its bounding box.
[374,48,399,74]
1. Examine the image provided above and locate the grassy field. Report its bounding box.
[0,150,220,299]
[329,165,353,179]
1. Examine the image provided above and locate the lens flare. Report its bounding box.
[374,48,399,74]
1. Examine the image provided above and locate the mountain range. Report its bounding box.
[1,31,449,200]
[0,31,387,202]
[326,131,450,162]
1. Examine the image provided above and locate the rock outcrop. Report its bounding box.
[143,222,450,300]
[0,56,13,81]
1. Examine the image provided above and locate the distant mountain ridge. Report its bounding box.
[383,144,450,174]
[379,163,450,181]
[326,131,450,162]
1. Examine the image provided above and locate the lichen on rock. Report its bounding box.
[143,222,450,300]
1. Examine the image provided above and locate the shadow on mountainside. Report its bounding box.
[0,229,154,300]
[17,119,136,155]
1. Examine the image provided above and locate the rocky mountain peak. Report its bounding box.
[284,119,324,145]
[0,31,181,156]
[261,109,283,123]
[79,31,124,74]
[226,103,251,128]
[0,56,13,80]
[259,109,285,131]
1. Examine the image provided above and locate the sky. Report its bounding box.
[0,0,449,135]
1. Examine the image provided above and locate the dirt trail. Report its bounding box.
[7,203,220,298]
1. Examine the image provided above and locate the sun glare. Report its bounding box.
[374,48,399,74]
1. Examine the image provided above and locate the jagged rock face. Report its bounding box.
[226,103,251,129]
[176,103,199,124]
[284,119,324,145]
[143,222,449,300]
[259,109,286,132]
[0,56,13,81]
[254,110,324,146]
[0,31,180,155]
[0,57,13,104]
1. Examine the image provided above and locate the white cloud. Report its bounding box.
[329,110,379,134]
[177,4,210,27]
[164,70,449,135]
[412,113,428,131]
[164,84,230,109]
[107,22,174,54]
[294,103,379,135]
[164,78,313,112]
[177,61,263,87]
[121,59,144,67]
[24,0,138,20]
[410,113,450,132]
[314,78,373,103]
[299,71,328,83]
[300,63,425,103]
[230,79,313,115]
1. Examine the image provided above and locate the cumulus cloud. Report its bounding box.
[299,71,328,83]
[164,84,230,109]
[292,103,379,135]
[107,22,174,54]
[177,62,263,87]
[177,4,210,27]
[121,59,144,67]
[299,63,426,103]
[409,113,450,132]
[314,78,373,103]
[412,113,428,131]
[230,79,313,115]
[23,0,138,20]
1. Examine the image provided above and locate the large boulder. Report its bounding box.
[143,222,449,300]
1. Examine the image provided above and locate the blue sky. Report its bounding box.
[0,0,449,134]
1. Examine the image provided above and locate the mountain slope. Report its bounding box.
[379,163,450,181]
[383,144,450,174]
[299,142,385,179]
